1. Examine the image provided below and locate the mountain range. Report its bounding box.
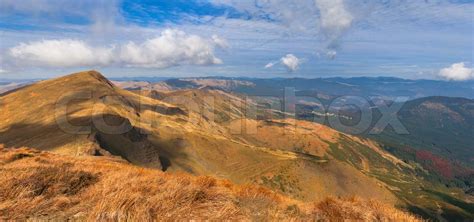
[0,71,472,221]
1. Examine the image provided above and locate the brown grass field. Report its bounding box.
[0,148,419,221]
[0,146,421,221]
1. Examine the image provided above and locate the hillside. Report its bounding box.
[1,71,473,220]
[300,95,474,172]
[0,147,421,221]
[376,97,474,165]
[298,95,474,199]
[136,88,474,220]
[0,71,188,170]
[365,97,474,193]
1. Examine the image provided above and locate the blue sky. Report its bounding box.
[0,0,472,80]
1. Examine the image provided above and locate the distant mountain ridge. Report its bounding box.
[113,76,474,99]
[373,96,474,168]
[3,76,473,100]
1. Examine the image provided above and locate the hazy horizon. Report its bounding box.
[2,70,474,82]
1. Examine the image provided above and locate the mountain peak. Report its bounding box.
[75,70,107,81]
[50,70,115,88]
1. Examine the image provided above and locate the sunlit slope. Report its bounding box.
[0,71,184,169]
[2,71,472,220]
[0,147,421,221]
[134,88,411,201]
[141,87,474,220]
[0,71,399,203]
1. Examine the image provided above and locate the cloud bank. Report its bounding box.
[439,62,473,81]
[9,29,225,69]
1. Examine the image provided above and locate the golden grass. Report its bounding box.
[0,70,414,204]
[0,146,422,221]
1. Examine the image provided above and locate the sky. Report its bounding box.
[0,0,472,80]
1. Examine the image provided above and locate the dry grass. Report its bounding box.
[314,197,422,221]
[0,70,414,205]
[0,146,422,221]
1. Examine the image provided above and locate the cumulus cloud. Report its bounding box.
[315,0,353,38]
[119,29,223,68]
[265,54,301,72]
[315,0,354,56]
[9,29,226,69]
[9,39,115,67]
[280,54,300,71]
[439,62,473,81]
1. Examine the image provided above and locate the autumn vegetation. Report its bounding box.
[0,146,421,221]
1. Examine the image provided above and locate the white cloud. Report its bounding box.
[9,29,225,69]
[119,29,223,68]
[280,54,300,72]
[315,0,353,37]
[315,0,353,54]
[265,54,301,72]
[210,0,354,58]
[9,39,115,67]
[264,62,276,69]
[2,0,473,78]
[0,69,7,74]
[326,50,337,59]
[439,62,473,81]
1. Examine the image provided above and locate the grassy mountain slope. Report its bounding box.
[0,71,190,169]
[373,97,474,167]
[0,71,398,202]
[1,71,472,220]
[138,87,474,220]
[0,147,421,221]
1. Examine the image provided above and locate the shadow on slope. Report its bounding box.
[0,113,188,171]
